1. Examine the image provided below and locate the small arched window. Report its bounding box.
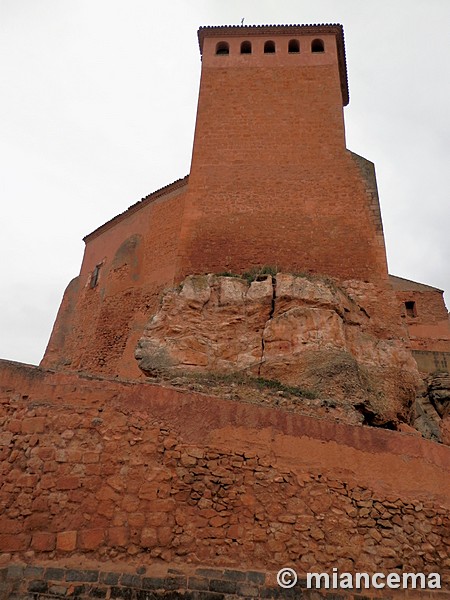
[311,39,324,53]
[288,39,300,53]
[240,41,252,54]
[216,41,230,55]
[264,40,276,54]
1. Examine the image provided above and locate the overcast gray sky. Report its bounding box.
[1,0,449,365]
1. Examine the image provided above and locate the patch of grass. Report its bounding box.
[252,376,318,399]
[185,371,317,399]
[216,271,241,279]
[216,266,279,284]
[241,265,278,283]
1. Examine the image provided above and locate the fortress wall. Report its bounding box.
[41,185,188,378]
[176,151,389,284]
[1,360,449,592]
[391,288,450,354]
[394,289,449,325]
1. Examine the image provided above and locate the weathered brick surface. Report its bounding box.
[41,183,188,378]
[395,289,450,354]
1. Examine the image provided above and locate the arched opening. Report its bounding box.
[288,39,300,53]
[240,41,252,54]
[311,39,324,53]
[264,40,276,54]
[216,41,230,55]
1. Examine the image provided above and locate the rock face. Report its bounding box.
[135,273,420,426]
[413,373,450,444]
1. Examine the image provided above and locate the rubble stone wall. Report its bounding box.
[0,360,449,594]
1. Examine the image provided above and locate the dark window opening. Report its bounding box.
[288,39,300,53]
[240,41,252,54]
[311,39,325,53]
[405,301,417,318]
[90,265,101,289]
[264,40,276,54]
[216,41,230,55]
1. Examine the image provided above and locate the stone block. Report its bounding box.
[31,532,56,552]
[78,529,105,551]
[66,569,99,582]
[56,530,77,552]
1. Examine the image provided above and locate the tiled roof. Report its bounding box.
[389,274,443,293]
[83,175,189,242]
[197,24,349,106]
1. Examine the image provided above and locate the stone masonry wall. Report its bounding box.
[0,360,449,596]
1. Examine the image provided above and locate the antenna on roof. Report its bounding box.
[241,18,245,25]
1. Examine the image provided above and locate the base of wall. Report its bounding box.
[1,563,447,600]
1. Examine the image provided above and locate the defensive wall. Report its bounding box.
[390,277,450,362]
[1,360,449,598]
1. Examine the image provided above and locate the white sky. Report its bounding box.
[1,0,449,365]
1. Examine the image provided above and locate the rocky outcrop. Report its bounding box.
[135,273,420,427]
[413,373,450,444]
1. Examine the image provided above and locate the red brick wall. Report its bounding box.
[392,288,450,353]
[175,32,388,283]
[1,360,448,585]
[42,185,187,377]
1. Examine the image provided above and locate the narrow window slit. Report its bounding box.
[405,301,417,318]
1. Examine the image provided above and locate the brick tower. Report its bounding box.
[42,24,398,377]
[176,25,388,282]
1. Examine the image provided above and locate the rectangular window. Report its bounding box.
[90,265,101,288]
[405,300,416,318]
